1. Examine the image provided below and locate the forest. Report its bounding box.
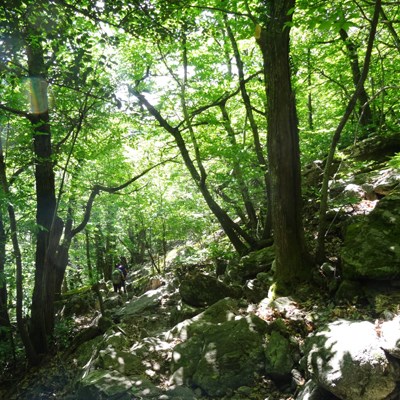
[0,0,399,399]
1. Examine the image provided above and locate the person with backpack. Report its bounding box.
[112,264,124,293]
[117,256,128,294]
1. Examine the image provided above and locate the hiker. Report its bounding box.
[117,256,128,294]
[112,264,124,293]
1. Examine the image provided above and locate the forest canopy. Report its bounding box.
[0,0,398,364]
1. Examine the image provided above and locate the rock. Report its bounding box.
[334,183,365,203]
[295,380,340,400]
[103,292,124,311]
[227,246,275,282]
[379,316,400,358]
[373,168,400,195]
[265,331,295,382]
[59,288,96,317]
[96,348,145,375]
[167,298,241,342]
[171,314,267,397]
[341,190,400,280]
[129,376,163,398]
[77,369,134,399]
[350,134,400,162]
[334,279,364,302]
[304,319,396,400]
[102,330,130,351]
[164,384,199,399]
[179,272,239,307]
[169,300,202,326]
[116,286,167,318]
[243,278,269,303]
[130,335,175,377]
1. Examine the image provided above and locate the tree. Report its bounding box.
[256,0,312,291]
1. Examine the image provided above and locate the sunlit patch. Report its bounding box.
[26,77,48,114]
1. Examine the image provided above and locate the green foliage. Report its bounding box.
[0,0,399,361]
[53,317,75,350]
[388,153,400,171]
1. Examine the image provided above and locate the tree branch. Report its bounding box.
[70,156,177,238]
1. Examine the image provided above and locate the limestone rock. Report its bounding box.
[171,314,267,397]
[116,286,167,318]
[96,348,145,375]
[227,246,275,282]
[265,331,295,381]
[179,272,239,307]
[341,190,400,280]
[304,319,396,400]
[77,370,134,399]
[379,316,400,359]
[295,380,339,400]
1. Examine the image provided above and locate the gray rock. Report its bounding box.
[96,347,145,375]
[265,331,295,381]
[77,369,134,399]
[117,286,167,317]
[171,314,267,397]
[227,246,275,282]
[179,272,239,307]
[102,330,130,351]
[341,190,400,280]
[379,316,400,358]
[164,385,199,399]
[295,380,339,400]
[304,319,396,400]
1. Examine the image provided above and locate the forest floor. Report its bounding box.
[0,265,381,400]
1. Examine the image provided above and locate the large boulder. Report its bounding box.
[76,370,134,400]
[116,286,167,318]
[341,190,400,280]
[379,315,400,359]
[179,271,239,307]
[171,312,268,397]
[264,331,296,382]
[227,246,275,282]
[304,319,396,400]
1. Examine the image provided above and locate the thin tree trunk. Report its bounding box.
[0,139,38,364]
[132,89,251,256]
[316,0,381,262]
[219,101,258,231]
[0,211,11,340]
[339,28,374,135]
[224,16,272,238]
[307,48,314,131]
[86,229,93,281]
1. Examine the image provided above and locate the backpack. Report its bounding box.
[118,265,128,278]
[112,268,123,285]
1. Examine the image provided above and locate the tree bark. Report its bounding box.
[339,28,374,135]
[256,0,312,291]
[24,29,58,355]
[0,138,38,364]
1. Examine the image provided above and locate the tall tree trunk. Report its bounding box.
[25,32,58,355]
[256,0,312,291]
